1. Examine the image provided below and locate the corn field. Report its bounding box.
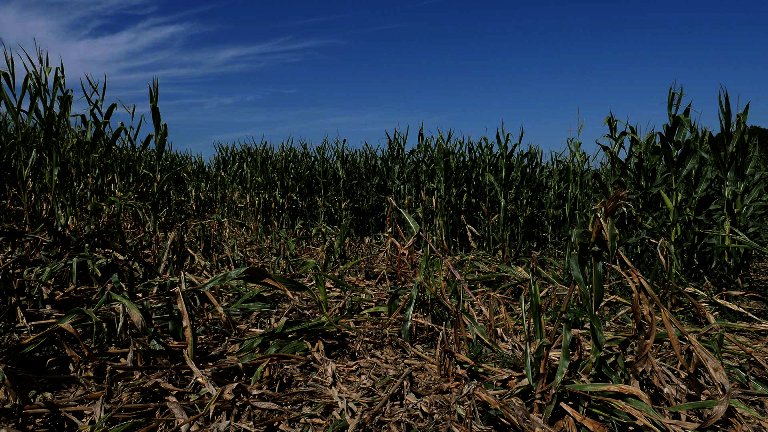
[1,46,767,431]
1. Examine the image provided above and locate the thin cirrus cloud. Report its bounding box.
[0,0,337,85]
[0,0,345,153]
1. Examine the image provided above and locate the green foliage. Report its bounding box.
[2,45,767,431]
[1,47,766,308]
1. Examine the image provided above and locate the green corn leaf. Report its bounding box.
[362,306,388,314]
[568,253,587,293]
[110,292,147,333]
[520,293,534,386]
[623,397,664,422]
[566,383,652,406]
[667,399,718,411]
[314,273,328,314]
[401,283,418,341]
[552,320,572,390]
[530,277,544,342]
[398,207,420,239]
[729,399,765,419]
[660,190,674,214]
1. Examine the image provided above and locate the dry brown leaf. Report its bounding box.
[177,275,195,360]
[251,401,284,410]
[559,402,608,432]
[166,396,190,432]
[661,308,687,369]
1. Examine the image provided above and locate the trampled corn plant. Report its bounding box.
[468,190,629,419]
[520,252,547,391]
[385,202,500,366]
[523,179,766,429]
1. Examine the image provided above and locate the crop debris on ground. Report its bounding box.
[1,45,767,431]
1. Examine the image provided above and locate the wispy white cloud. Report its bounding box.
[0,0,346,153]
[0,0,339,88]
[269,12,356,28]
[161,88,297,111]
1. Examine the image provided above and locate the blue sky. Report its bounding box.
[1,0,767,156]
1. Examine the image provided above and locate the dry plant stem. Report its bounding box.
[559,401,607,432]
[724,333,768,372]
[158,231,175,275]
[348,366,413,430]
[474,387,554,431]
[421,233,491,321]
